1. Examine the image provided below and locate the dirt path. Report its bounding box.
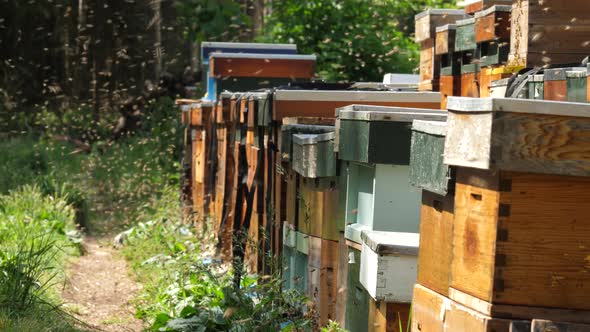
[62,237,144,332]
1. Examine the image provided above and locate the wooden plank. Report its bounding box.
[420,39,439,90]
[460,72,480,97]
[209,55,316,79]
[411,284,528,332]
[450,167,500,302]
[532,319,590,332]
[274,100,441,122]
[369,300,410,332]
[334,233,348,327]
[439,75,460,109]
[416,191,455,297]
[544,80,567,101]
[308,238,339,327]
[449,287,590,325]
[297,177,339,241]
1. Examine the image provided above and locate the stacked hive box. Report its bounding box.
[415,9,468,92]
[276,89,442,328]
[412,96,590,332]
[200,42,298,101]
[455,17,480,97]
[335,105,446,332]
[463,0,512,14]
[475,5,514,97]
[436,24,460,108]
[544,67,586,102]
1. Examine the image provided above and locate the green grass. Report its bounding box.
[0,186,84,332]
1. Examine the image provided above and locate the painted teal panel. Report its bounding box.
[528,80,544,100]
[339,120,412,165]
[293,251,308,294]
[345,247,369,332]
[567,76,587,103]
[455,21,475,52]
[282,245,294,290]
[357,164,375,229]
[409,130,452,195]
[372,164,421,233]
[344,162,360,227]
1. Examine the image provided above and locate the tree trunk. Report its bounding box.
[150,0,163,82]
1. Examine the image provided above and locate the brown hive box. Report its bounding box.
[443,97,590,319]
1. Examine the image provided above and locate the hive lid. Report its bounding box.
[412,120,447,136]
[415,8,466,20]
[292,132,335,145]
[360,230,419,256]
[210,52,316,61]
[447,97,590,118]
[274,90,438,103]
[436,24,457,32]
[474,4,512,18]
[456,17,476,26]
[337,104,446,122]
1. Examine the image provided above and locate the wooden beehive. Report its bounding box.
[456,18,480,98]
[443,96,590,312]
[368,300,410,332]
[297,177,339,241]
[544,67,586,101]
[474,5,511,43]
[436,24,461,108]
[463,0,512,15]
[416,9,468,91]
[509,0,590,68]
[359,231,419,303]
[210,53,316,79]
[280,124,334,163]
[566,69,587,103]
[411,284,531,332]
[307,236,339,326]
[337,105,446,244]
[410,120,456,297]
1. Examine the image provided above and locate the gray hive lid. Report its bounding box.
[292,131,335,145]
[474,5,512,18]
[337,104,447,122]
[447,97,590,117]
[436,24,457,32]
[360,230,420,256]
[415,8,466,20]
[210,52,316,61]
[456,17,476,26]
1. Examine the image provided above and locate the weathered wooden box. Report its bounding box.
[544,67,586,102]
[359,231,419,303]
[292,132,336,178]
[411,284,531,332]
[463,0,511,15]
[368,300,411,332]
[247,91,272,128]
[436,24,461,108]
[444,97,590,176]
[509,0,590,68]
[474,5,511,43]
[416,9,467,91]
[297,177,339,241]
[443,97,590,311]
[409,120,451,196]
[415,9,467,43]
[307,236,339,326]
[337,105,446,165]
[566,69,587,103]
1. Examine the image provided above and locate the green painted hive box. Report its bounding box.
[455,18,476,52]
[528,74,544,100]
[409,120,453,196]
[280,124,334,163]
[252,92,272,127]
[336,105,446,165]
[292,132,336,178]
[567,70,587,103]
[345,246,369,332]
